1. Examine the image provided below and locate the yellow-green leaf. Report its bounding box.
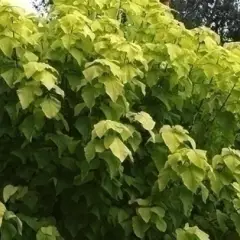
[40,97,61,119]
[0,37,14,57]
[0,202,6,227]
[17,86,35,109]
[109,137,132,162]
[103,77,123,102]
[3,185,19,203]
[33,71,57,90]
[137,208,151,223]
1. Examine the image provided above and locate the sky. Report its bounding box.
[8,0,35,12]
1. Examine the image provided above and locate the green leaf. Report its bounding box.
[160,125,196,153]
[18,214,42,231]
[176,228,191,240]
[93,120,132,140]
[151,207,165,218]
[1,222,17,240]
[86,59,121,77]
[4,211,22,235]
[84,141,96,162]
[1,69,23,87]
[231,213,240,236]
[103,77,124,102]
[166,43,182,61]
[128,132,142,152]
[53,85,65,97]
[74,116,91,140]
[46,133,78,157]
[132,216,149,239]
[216,210,228,232]
[180,166,204,193]
[36,226,60,240]
[131,111,155,131]
[3,185,19,203]
[24,51,39,62]
[109,137,132,162]
[19,115,35,141]
[176,225,210,240]
[67,75,86,91]
[190,226,210,240]
[0,37,14,57]
[82,85,95,109]
[137,208,151,223]
[118,209,129,224]
[74,103,85,116]
[69,48,84,66]
[154,217,167,232]
[99,151,121,178]
[17,86,35,109]
[0,202,6,227]
[33,71,57,90]
[187,150,207,170]
[83,65,103,81]
[40,97,61,119]
[132,79,146,95]
[200,184,209,203]
[223,154,240,173]
[179,188,193,216]
[23,62,56,79]
[120,64,144,83]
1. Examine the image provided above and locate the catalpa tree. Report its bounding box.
[0,0,240,240]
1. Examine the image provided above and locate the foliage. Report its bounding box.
[1,0,240,239]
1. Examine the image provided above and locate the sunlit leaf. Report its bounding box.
[40,97,61,119]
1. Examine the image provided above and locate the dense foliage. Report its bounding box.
[32,0,240,42]
[1,0,240,239]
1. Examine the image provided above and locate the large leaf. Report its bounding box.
[81,85,95,109]
[19,115,36,141]
[40,97,61,119]
[180,166,205,193]
[3,185,19,203]
[99,151,121,178]
[137,208,151,223]
[33,71,57,90]
[83,65,103,81]
[176,225,210,240]
[132,216,149,239]
[93,120,132,140]
[23,62,56,79]
[128,111,155,131]
[0,202,6,227]
[4,211,22,235]
[69,48,84,66]
[179,188,193,216]
[36,226,60,240]
[1,69,23,87]
[0,37,14,57]
[109,137,132,162]
[103,77,123,102]
[17,86,35,109]
[84,141,96,162]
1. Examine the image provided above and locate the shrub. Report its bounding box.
[0,0,240,239]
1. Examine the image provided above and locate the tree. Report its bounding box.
[170,0,240,42]
[1,0,240,240]
[31,0,52,13]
